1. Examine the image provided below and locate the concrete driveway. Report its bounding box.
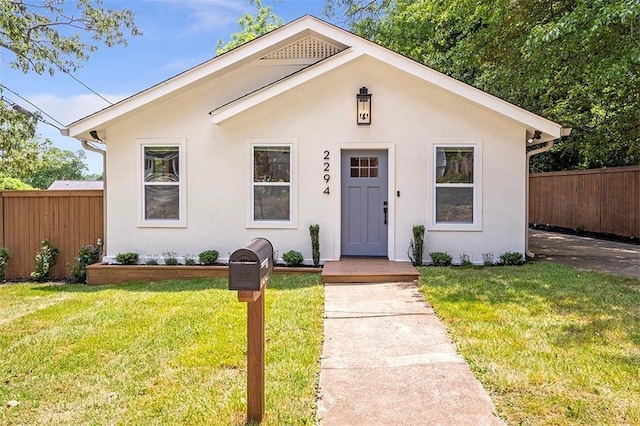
[529,229,640,279]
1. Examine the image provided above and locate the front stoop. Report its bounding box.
[322,258,420,283]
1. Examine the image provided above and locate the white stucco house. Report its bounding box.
[63,16,570,265]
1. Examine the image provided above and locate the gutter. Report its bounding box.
[525,127,572,257]
[60,127,108,258]
[80,137,108,260]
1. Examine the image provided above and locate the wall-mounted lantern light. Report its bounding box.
[356,86,372,125]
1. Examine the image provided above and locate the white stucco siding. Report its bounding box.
[103,55,527,265]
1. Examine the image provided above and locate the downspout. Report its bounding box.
[525,128,572,257]
[80,139,107,260]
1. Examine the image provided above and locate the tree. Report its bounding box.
[25,144,89,189]
[324,0,640,171]
[216,0,283,55]
[0,0,140,178]
[0,103,40,178]
[1,0,140,75]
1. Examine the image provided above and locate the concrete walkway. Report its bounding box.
[317,282,504,425]
[529,229,640,279]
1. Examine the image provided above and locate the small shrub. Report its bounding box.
[199,250,219,265]
[459,252,473,267]
[282,250,304,266]
[0,247,11,281]
[429,251,452,267]
[115,252,139,265]
[163,251,179,265]
[408,225,425,266]
[31,239,59,282]
[70,244,101,283]
[309,224,320,266]
[499,251,525,266]
[184,252,196,266]
[482,252,494,267]
[145,258,159,265]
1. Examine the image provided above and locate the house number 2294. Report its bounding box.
[323,150,330,194]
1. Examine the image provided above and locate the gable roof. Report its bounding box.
[64,15,569,142]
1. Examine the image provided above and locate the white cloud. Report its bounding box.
[29,92,130,126]
[180,1,248,38]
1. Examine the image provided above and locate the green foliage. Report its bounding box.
[0,174,33,190]
[115,252,138,265]
[163,251,179,266]
[24,146,88,189]
[30,239,59,281]
[334,0,640,170]
[459,252,473,267]
[198,250,219,265]
[0,246,11,281]
[282,250,304,266]
[1,0,141,75]
[183,252,195,266]
[499,251,525,266]
[0,108,40,179]
[309,224,320,266]
[481,252,494,267]
[408,224,425,266]
[429,251,452,267]
[145,258,158,265]
[70,244,100,283]
[216,0,283,54]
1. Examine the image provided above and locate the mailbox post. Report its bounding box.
[228,238,273,423]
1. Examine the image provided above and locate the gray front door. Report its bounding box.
[341,150,388,257]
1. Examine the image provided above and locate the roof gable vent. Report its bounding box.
[260,36,344,61]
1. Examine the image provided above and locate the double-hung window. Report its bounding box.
[433,144,480,229]
[139,139,186,227]
[251,144,294,227]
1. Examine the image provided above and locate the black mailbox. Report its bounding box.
[229,238,274,291]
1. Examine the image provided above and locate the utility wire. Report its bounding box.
[64,71,113,105]
[1,83,67,129]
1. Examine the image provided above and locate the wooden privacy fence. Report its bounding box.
[0,190,103,280]
[529,166,640,238]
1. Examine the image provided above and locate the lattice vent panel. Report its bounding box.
[261,36,343,60]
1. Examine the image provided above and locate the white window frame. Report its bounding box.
[137,138,187,228]
[248,140,297,229]
[430,141,482,231]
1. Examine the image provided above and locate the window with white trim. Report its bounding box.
[139,140,186,227]
[434,146,476,225]
[252,145,292,223]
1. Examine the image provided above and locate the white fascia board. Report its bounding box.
[66,17,333,138]
[211,49,362,124]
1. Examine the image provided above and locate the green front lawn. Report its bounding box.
[0,275,323,425]
[3,263,638,425]
[419,263,640,425]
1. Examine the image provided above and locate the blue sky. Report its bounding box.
[1,0,330,174]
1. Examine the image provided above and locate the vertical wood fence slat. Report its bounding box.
[1,190,104,280]
[529,166,640,239]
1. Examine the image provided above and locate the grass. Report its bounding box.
[0,275,323,425]
[418,263,640,425]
